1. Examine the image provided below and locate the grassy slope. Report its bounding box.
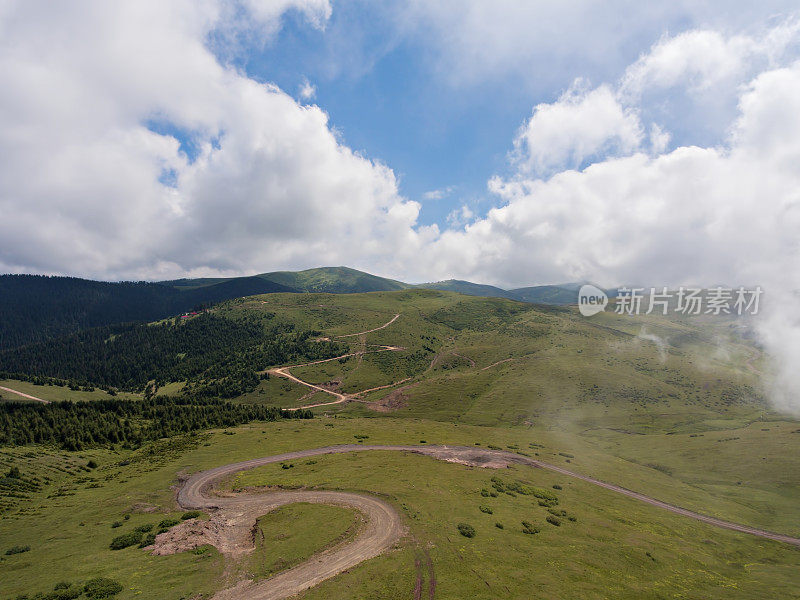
[2,289,799,598]
[1,420,798,599]
[0,379,141,403]
[248,503,361,580]
[258,267,408,293]
[222,291,798,535]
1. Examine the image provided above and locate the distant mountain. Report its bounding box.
[164,266,408,295]
[415,279,514,299]
[1,267,589,351]
[0,274,296,350]
[255,266,409,294]
[506,284,580,305]
[417,279,583,305]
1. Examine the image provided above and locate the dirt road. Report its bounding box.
[169,443,800,600]
[0,385,48,403]
[336,313,400,337]
[269,313,405,411]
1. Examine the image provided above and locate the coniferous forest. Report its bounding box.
[0,309,344,450]
[0,312,345,396]
[0,397,312,450]
[0,274,297,350]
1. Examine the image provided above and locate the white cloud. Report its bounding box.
[403,1,800,90]
[514,82,643,176]
[298,77,317,100]
[422,185,455,200]
[0,0,422,279]
[445,205,474,229]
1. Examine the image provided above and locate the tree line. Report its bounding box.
[0,396,312,450]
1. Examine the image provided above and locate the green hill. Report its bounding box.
[0,274,296,350]
[414,279,514,299]
[256,266,409,293]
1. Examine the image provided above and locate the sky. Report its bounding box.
[2,1,800,409]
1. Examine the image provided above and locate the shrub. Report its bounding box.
[110,531,141,550]
[419,440,427,444]
[495,522,504,529]
[479,505,493,514]
[111,521,122,528]
[487,444,501,450]
[521,521,539,535]
[84,577,123,598]
[457,523,476,538]
[5,545,30,555]
[480,488,490,497]
[552,484,562,490]
[353,434,369,440]
[86,460,98,469]
[181,510,201,520]
[546,515,561,527]
[158,518,180,530]
[139,532,156,548]
[48,582,82,599]
[280,463,294,469]
[133,523,153,534]
[6,466,21,479]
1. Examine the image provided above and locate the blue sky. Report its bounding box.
[2,0,800,287]
[207,2,797,228]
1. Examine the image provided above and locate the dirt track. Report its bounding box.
[169,443,800,600]
[0,385,48,403]
[269,314,405,411]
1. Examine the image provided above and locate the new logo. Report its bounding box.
[578,284,608,317]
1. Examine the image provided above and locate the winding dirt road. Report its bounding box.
[269,314,405,411]
[168,444,800,600]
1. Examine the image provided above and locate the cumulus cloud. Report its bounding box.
[514,82,643,176]
[0,0,423,280]
[424,24,800,412]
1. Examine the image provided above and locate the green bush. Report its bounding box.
[457,523,476,538]
[5,544,30,555]
[552,484,562,490]
[139,532,156,548]
[479,505,493,514]
[110,521,122,528]
[480,488,490,497]
[158,518,180,529]
[133,523,153,534]
[109,531,141,550]
[86,460,98,469]
[46,582,82,599]
[521,521,539,535]
[84,577,123,598]
[495,522,504,529]
[181,510,201,520]
[546,515,561,527]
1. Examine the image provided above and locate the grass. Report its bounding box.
[0,418,798,599]
[0,379,141,403]
[1,289,799,598]
[248,503,361,580]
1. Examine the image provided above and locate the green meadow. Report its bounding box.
[1,290,798,598]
